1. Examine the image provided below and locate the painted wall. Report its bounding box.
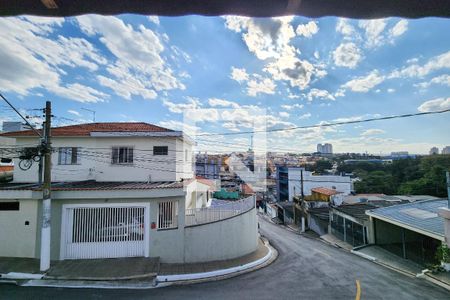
[288,168,352,202]
[183,207,258,263]
[0,199,38,257]
[12,136,193,183]
[30,196,185,260]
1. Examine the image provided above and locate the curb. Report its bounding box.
[424,273,450,292]
[156,238,277,285]
[9,239,277,289]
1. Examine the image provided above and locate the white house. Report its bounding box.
[0,122,258,264]
[288,168,352,202]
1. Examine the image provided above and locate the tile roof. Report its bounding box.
[367,199,447,238]
[0,122,173,137]
[0,180,183,191]
[241,183,255,195]
[311,187,343,196]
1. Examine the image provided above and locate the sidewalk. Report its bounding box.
[159,239,268,275]
[320,233,353,251]
[0,237,276,288]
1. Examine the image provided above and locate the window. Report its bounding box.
[0,201,19,211]
[111,147,134,164]
[58,147,79,165]
[157,201,178,229]
[153,146,168,155]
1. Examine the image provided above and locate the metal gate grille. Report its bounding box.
[62,204,149,259]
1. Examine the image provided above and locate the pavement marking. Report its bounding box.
[355,279,361,300]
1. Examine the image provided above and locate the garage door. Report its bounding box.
[61,203,150,259]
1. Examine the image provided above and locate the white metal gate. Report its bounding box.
[61,203,150,259]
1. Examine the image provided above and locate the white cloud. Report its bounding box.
[264,57,316,90]
[417,97,450,112]
[230,67,249,83]
[415,74,450,89]
[76,15,185,99]
[246,76,276,96]
[313,51,320,59]
[387,88,395,93]
[51,83,107,103]
[0,17,107,101]
[208,98,239,108]
[389,51,450,79]
[281,104,303,110]
[359,19,387,48]
[333,42,363,69]
[306,89,335,101]
[148,16,160,25]
[342,70,385,92]
[361,129,385,136]
[389,20,408,38]
[163,98,201,113]
[296,21,319,38]
[68,110,81,117]
[336,19,356,38]
[279,111,290,118]
[299,113,311,120]
[224,16,295,60]
[225,16,321,91]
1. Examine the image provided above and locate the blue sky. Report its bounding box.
[0,15,449,154]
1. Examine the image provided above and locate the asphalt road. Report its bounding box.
[1,215,449,299]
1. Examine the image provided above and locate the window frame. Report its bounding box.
[157,200,178,230]
[153,146,168,156]
[111,146,134,165]
[58,147,79,165]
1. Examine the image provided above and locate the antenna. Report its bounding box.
[81,108,96,122]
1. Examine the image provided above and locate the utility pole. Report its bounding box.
[40,101,52,271]
[300,169,305,233]
[38,122,46,186]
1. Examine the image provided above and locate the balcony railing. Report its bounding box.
[185,195,255,227]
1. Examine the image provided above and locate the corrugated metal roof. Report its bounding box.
[0,180,183,191]
[367,199,447,238]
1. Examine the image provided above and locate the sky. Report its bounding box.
[0,15,449,154]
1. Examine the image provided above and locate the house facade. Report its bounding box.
[0,123,258,263]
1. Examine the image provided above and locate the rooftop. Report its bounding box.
[0,122,173,137]
[333,203,379,221]
[311,187,343,196]
[0,180,183,191]
[367,198,447,239]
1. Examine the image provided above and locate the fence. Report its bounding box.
[185,195,255,227]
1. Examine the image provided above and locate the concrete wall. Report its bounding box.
[0,199,38,258]
[183,207,258,263]
[288,168,352,202]
[12,136,193,183]
[32,196,184,261]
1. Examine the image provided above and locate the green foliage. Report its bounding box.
[315,160,333,174]
[436,243,450,263]
[348,154,450,196]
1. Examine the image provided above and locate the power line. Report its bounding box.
[197,109,450,136]
[0,93,43,138]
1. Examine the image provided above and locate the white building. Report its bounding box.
[429,147,439,155]
[287,167,352,202]
[442,146,450,155]
[0,123,258,264]
[317,143,333,154]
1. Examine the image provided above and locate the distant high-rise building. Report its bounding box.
[442,146,450,155]
[429,147,439,155]
[317,143,333,154]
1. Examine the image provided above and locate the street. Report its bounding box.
[1,215,449,300]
